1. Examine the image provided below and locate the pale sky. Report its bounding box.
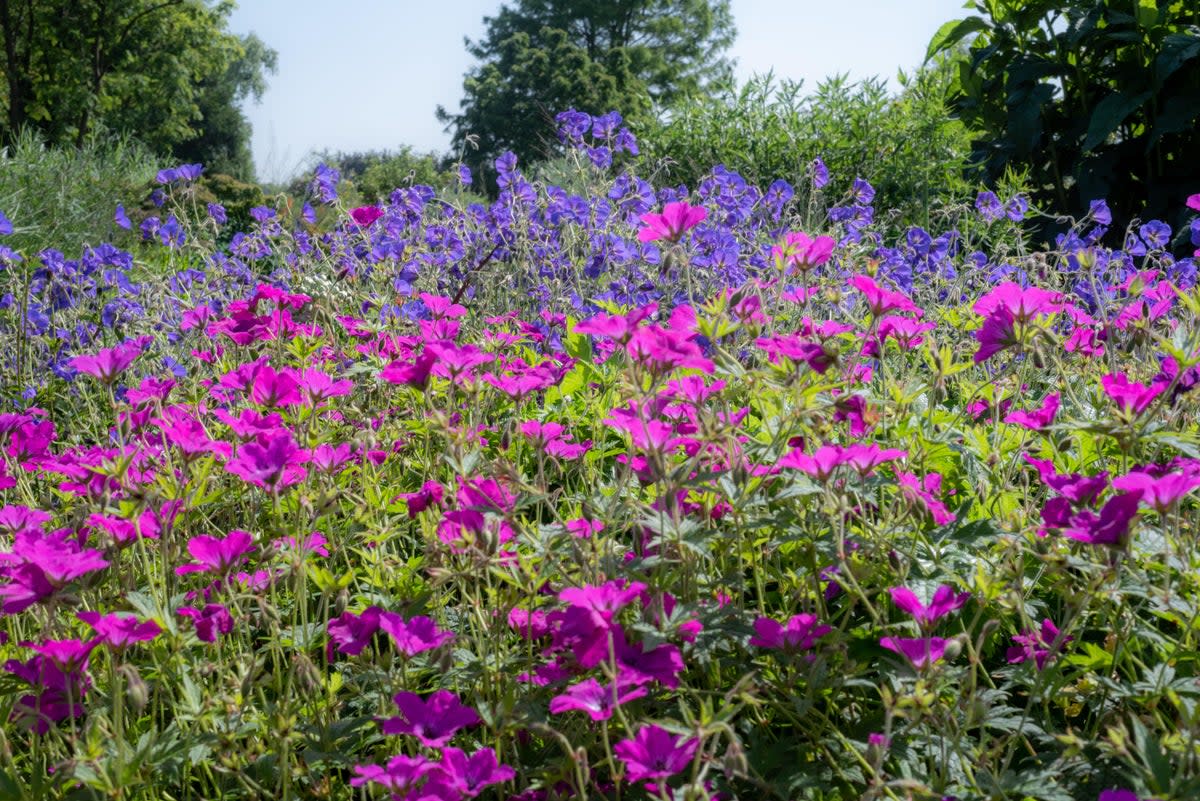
[228,0,969,182]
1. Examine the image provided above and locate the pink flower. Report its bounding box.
[1112,470,1200,514]
[613,724,699,784]
[77,611,161,649]
[973,308,1017,363]
[772,231,835,272]
[1062,491,1141,547]
[973,282,1062,322]
[351,755,434,796]
[1101,373,1165,416]
[69,340,145,384]
[177,604,234,642]
[896,472,956,525]
[637,201,706,243]
[427,747,516,797]
[350,205,384,227]
[1098,790,1142,801]
[378,613,454,656]
[175,530,255,576]
[849,275,923,318]
[1188,193,1200,212]
[225,430,310,488]
[1007,618,1069,670]
[890,585,969,626]
[549,678,648,721]
[379,690,480,747]
[880,636,949,669]
[327,607,382,656]
[749,614,831,650]
[1004,393,1060,430]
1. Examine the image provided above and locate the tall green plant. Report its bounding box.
[638,65,973,233]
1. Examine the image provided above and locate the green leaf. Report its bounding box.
[1082,90,1151,152]
[925,16,989,62]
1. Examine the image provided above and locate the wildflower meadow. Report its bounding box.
[1,110,1200,801]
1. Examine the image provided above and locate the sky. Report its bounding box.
[227,0,969,183]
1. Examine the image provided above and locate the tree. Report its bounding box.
[438,0,735,185]
[0,0,275,179]
[927,0,1200,246]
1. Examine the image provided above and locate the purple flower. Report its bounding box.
[1090,199,1112,225]
[1101,373,1165,416]
[114,205,131,230]
[379,690,480,747]
[457,164,473,186]
[351,754,433,795]
[1063,491,1141,547]
[749,614,831,650]
[1139,220,1171,249]
[428,748,515,797]
[975,191,1003,222]
[69,340,144,384]
[889,585,969,626]
[78,611,161,649]
[1005,195,1029,222]
[377,613,454,656]
[613,724,698,784]
[207,203,227,225]
[1007,618,1069,670]
[175,530,255,576]
[810,158,829,189]
[880,636,949,668]
[549,678,648,721]
[177,604,234,642]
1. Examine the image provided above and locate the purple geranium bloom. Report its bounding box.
[350,755,434,796]
[613,724,699,784]
[0,210,11,236]
[177,604,234,642]
[549,678,648,721]
[637,201,706,243]
[880,636,949,668]
[69,340,144,384]
[78,611,161,649]
[889,585,970,626]
[428,748,515,797]
[1007,618,1070,670]
[379,690,480,747]
[114,205,131,230]
[1062,491,1141,547]
[377,613,454,656]
[327,607,382,655]
[749,614,831,650]
[175,530,255,576]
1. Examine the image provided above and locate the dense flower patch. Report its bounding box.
[0,113,1199,800]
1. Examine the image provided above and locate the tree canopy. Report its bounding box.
[928,0,1200,245]
[0,0,275,180]
[438,0,735,185]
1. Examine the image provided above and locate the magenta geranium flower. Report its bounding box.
[880,636,949,669]
[1004,393,1060,431]
[225,429,310,488]
[69,340,145,384]
[749,614,831,650]
[613,724,699,784]
[849,275,923,318]
[1112,470,1200,514]
[377,613,454,656]
[890,584,969,626]
[249,365,303,408]
[973,282,1062,322]
[379,690,480,747]
[326,607,382,655]
[78,611,161,649]
[1101,373,1165,417]
[973,308,1017,364]
[175,530,255,576]
[350,754,434,796]
[773,231,835,273]
[350,205,384,227]
[1007,618,1069,670]
[177,604,234,642]
[897,471,956,525]
[427,747,516,797]
[549,677,648,721]
[1062,491,1141,547]
[637,201,706,243]
[1187,193,1200,212]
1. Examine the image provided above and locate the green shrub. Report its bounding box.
[0,130,162,255]
[638,63,973,232]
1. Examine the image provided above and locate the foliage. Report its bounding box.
[439,0,735,189]
[0,0,276,179]
[0,129,162,255]
[308,146,457,204]
[637,66,974,234]
[0,112,1197,801]
[927,0,1200,246]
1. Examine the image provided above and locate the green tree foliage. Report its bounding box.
[639,66,973,232]
[928,0,1200,243]
[0,0,275,180]
[439,0,735,186]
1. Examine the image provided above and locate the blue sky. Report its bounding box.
[228,0,969,182]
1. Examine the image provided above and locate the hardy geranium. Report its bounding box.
[637,201,706,243]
